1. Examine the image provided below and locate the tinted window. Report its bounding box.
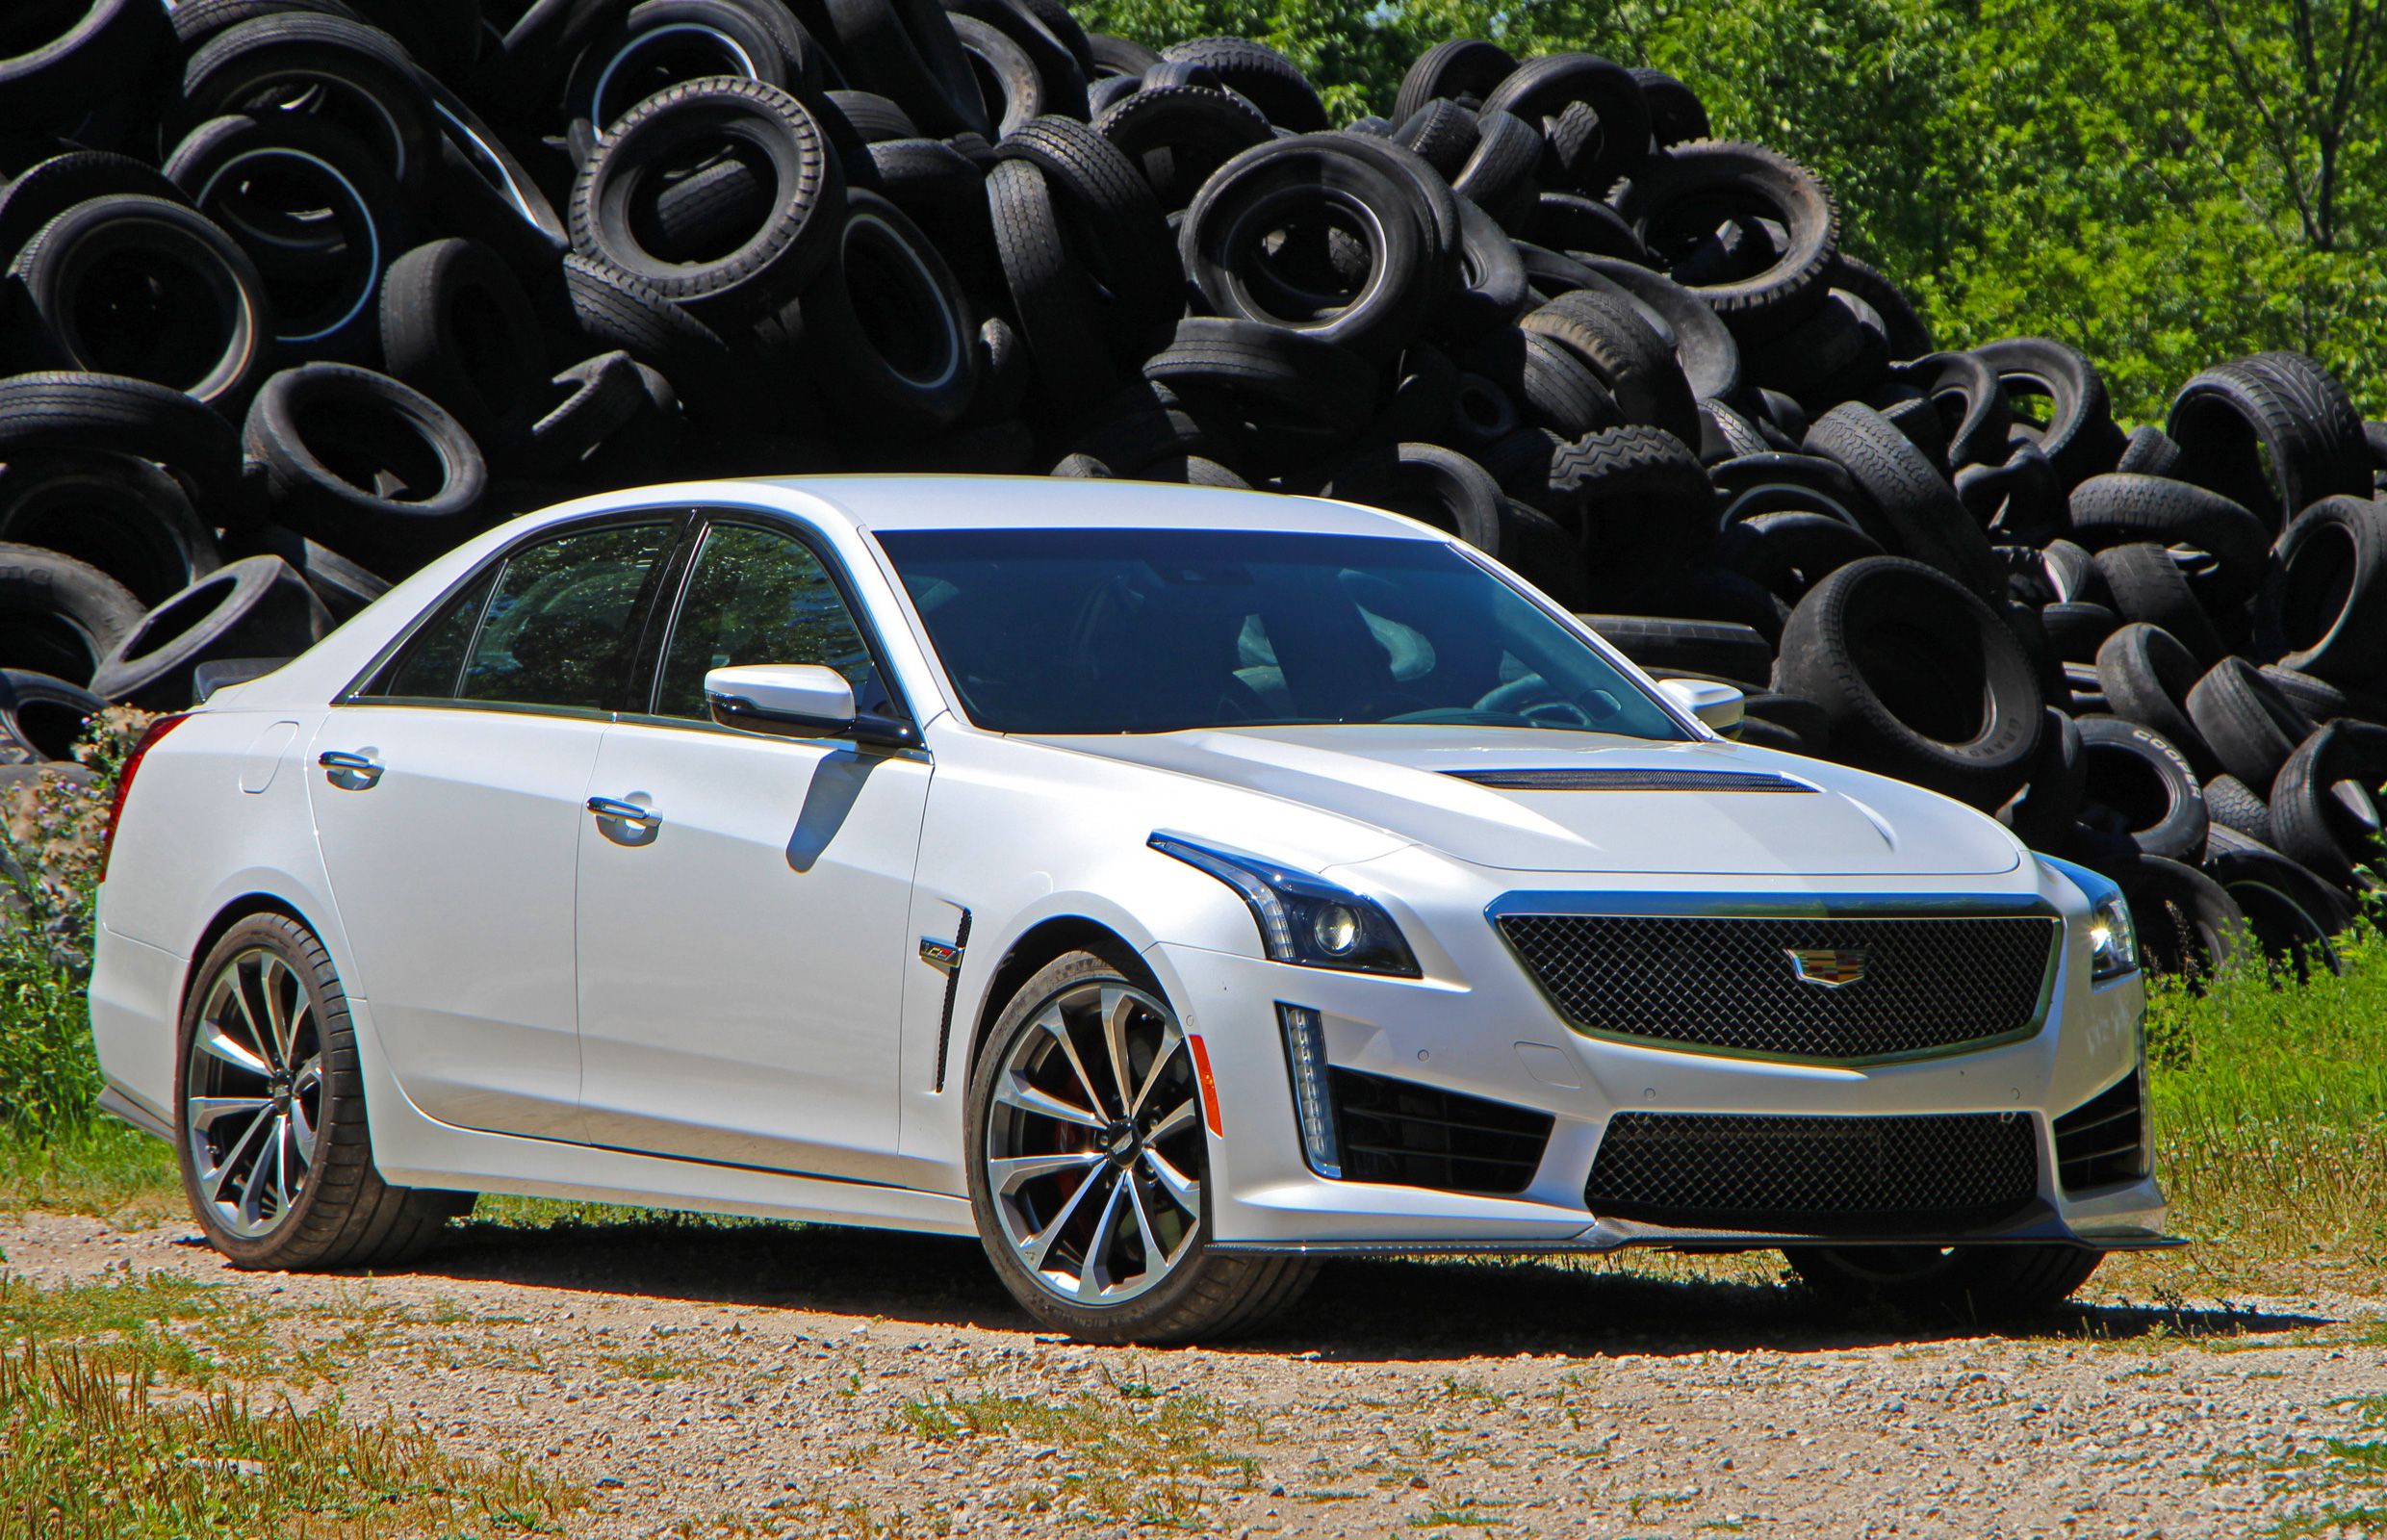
[653,523,892,720]
[378,567,498,700]
[451,523,675,710]
[877,527,1686,740]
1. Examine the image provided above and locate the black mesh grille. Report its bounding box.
[2053,1070,2147,1193]
[1447,769,1814,792]
[1500,912,2059,1061]
[1584,1112,2040,1233]
[1329,1069,1553,1195]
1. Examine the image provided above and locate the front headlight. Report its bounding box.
[2041,855,2140,981]
[1150,833,1422,977]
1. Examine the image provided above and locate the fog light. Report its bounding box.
[1276,1004,1341,1179]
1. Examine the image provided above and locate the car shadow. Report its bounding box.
[410,1218,2338,1361]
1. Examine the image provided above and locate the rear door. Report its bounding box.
[307,516,682,1140]
[573,517,931,1179]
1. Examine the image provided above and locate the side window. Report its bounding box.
[449,523,677,710]
[378,567,499,700]
[653,524,893,721]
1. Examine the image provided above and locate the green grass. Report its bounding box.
[0,1337,576,1539]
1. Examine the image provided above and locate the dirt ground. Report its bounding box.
[6,1209,2382,1539]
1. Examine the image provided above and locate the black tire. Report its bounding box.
[1095,79,1278,212]
[562,0,817,150]
[770,190,978,430]
[0,372,244,517]
[1708,451,1868,530]
[162,112,412,359]
[1804,402,2002,601]
[1439,199,1535,344]
[0,670,100,763]
[1160,36,1325,132]
[942,0,1091,120]
[1181,137,1437,364]
[2204,774,2276,847]
[964,950,1315,1344]
[2268,720,2387,886]
[1774,555,2044,809]
[1735,689,1832,755]
[524,351,653,475]
[1785,1245,2099,1322]
[0,0,171,133]
[2258,663,2387,728]
[2072,713,2209,862]
[2186,655,2320,790]
[414,69,573,280]
[2202,824,2356,964]
[175,911,470,1270]
[2093,622,2218,776]
[1142,317,1377,436]
[1581,614,1772,686]
[1527,189,1648,264]
[2093,543,2225,666]
[1713,509,1884,602]
[1456,329,1618,440]
[1972,337,2126,491]
[1613,141,1837,338]
[1537,424,1712,602]
[228,523,390,623]
[1897,350,2012,470]
[572,77,845,324]
[1394,38,1518,122]
[1311,442,1505,555]
[89,555,331,709]
[823,0,989,139]
[1086,31,1159,79]
[1953,444,2065,540]
[176,14,439,199]
[0,152,192,272]
[1519,288,1700,448]
[1998,706,2084,850]
[2116,424,2184,478]
[9,193,271,411]
[2066,474,2269,609]
[2168,351,2371,533]
[0,541,144,687]
[552,252,734,387]
[1479,53,1651,192]
[1451,109,1542,234]
[952,12,1046,137]
[2102,853,2247,979]
[1582,256,1741,404]
[994,115,1177,311]
[1830,253,1932,361]
[2040,601,2121,663]
[0,451,222,607]
[378,238,550,449]
[243,364,489,576]
[1630,65,1709,148]
[2255,494,2387,687]
[1742,289,1889,413]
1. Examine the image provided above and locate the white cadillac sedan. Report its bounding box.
[90,476,2169,1342]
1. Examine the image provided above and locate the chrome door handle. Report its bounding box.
[586,795,659,831]
[318,750,381,783]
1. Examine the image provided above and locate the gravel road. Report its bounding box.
[6,1210,2380,1538]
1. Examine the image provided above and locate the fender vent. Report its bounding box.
[1447,769,1815,792]
[930,909,971,1092]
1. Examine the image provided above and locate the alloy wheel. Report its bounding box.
[984,980,1205,1305]
[184,947,322,1240]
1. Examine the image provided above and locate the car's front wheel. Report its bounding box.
[1784,1243,2101,1320]
[176,911,471,1270]
[964,951,1314,1343]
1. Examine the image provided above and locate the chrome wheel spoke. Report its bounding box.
[1125,1171,1164,1270]
[988,1149,1103,1196]
[1096,986,1140,1119]
[1146,1096,1199,1143]
[235,1116,279,1224]
[1034,1003,1110,1120]
[1016,1165,1107,1271]
[1129,1022,1185,1118]
[201,1107,270,1203]
[1079,1170,1130,1301]
[260,959,298,1071]
[234,960,283,1073]
[1142,1145,1201,1217]
[187,1095,270,1132]
[994,1071,1106,1130]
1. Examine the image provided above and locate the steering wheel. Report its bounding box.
[1475,676,1594,728]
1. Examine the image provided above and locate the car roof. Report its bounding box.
[742,474,1448,539]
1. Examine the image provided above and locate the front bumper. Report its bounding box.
[1143,865,2173,1256]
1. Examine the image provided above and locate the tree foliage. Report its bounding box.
[1076,0,2387,418]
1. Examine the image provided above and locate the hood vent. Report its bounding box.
[1447,768,1817,793]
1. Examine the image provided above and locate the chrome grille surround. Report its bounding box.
[1490,892,2064,1065]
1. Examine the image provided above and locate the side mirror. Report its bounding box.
[705,664,918,749]
[1656,677,1747,734]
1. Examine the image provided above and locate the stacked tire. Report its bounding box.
[0,2,2378,976]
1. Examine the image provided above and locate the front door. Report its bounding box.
[574,520,931,1179]
[308,517,681,1139]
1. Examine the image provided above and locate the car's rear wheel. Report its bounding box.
[964,950,1314,1343]
[1784,1242,2101,1320]
[176,911,470,1269]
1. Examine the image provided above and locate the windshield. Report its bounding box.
[875,527,1688,739]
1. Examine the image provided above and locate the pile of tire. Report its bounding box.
[0,1,2380,975]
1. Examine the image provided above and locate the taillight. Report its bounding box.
[100,714,192,881]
